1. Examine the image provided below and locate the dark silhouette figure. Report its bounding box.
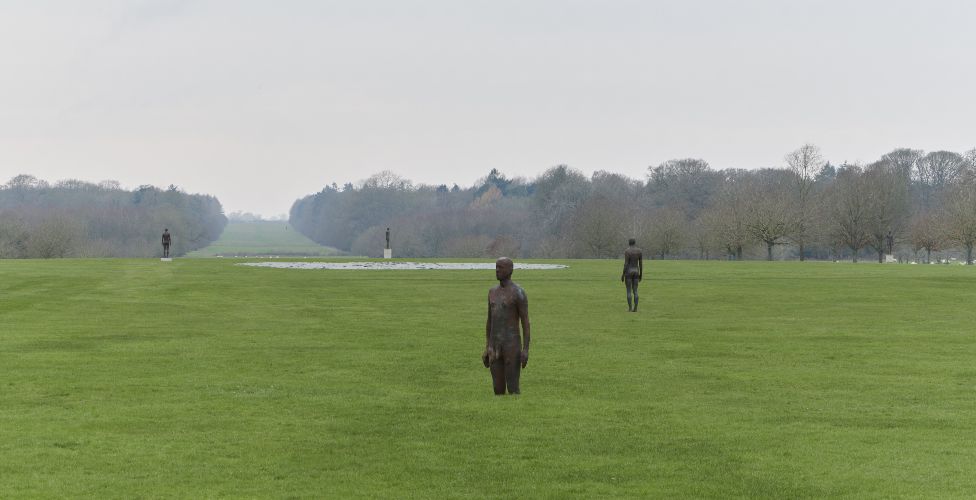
[483,257,531,395]
[886,230,894,256]
[385,227,390,249]
[161,229,172,258]
[621,238,643,312]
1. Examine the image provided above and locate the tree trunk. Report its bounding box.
[851,247,858,263]
[926,248,931,264]
[766,242,774,261]
[736,246,743,261]
[799,241,805,261]
[878,249,884,263]
[967,244,973,265]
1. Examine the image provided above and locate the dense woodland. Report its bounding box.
[291,145,976,263]
[0,175,226,258]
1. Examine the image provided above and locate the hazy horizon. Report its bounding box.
[3,0,974,216]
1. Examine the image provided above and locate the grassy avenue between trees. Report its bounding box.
[185,221,342,258]
[1,258,975,497]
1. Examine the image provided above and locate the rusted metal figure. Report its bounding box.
[483,257,531,395]
[621,238,643,312]
[162,229,172,258]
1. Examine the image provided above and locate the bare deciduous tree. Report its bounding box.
[741,170,793,260]
[645,207,686,259]
[916,150,965,188]
[881,148,924,183]
[0,212,29,258]
[907,212,943,264]
[705,171,750,260]
[533,165,592,237]
[943,177,976,264]
[785,144,825,261]
[863,162,910,263]
[647,158,721,219]
[27,214,81,258]
[828,165,871,262]
[570,195,627,258]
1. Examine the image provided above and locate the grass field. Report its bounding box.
[1,258,975,498]
[185,221,342,257]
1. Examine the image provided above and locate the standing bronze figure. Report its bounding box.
[621,238,643,312]
[385,227,390,249]
[161,229,172,258]
[483,257,531,395]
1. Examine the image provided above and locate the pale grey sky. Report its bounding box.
[2,0,974,216]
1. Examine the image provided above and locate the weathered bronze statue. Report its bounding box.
[385,227,390,249]
[161,229,172,258]
[483,257,531,395]
[621,238,643,312]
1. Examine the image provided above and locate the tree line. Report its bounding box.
[290,145,976,263]
[0,175,227,258]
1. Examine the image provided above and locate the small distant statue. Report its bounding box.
[483,257,531,395]
[161,228,172,258]
[886,230,894,256]
[621,238,643,312]
[385,227,390,250]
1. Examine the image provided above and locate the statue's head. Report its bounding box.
[495,257,513,281]
[629,238,636,246]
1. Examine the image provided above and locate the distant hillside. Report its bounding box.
[186,221,342,257]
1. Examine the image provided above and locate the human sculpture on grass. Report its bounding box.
[621,238,643,312]
[161,228,172,258]
[482,257,530,395]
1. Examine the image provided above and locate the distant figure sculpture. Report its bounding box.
[483,257,531,395]
[161,229,172,258]
[385,227,390,250]
[886,230,894,256]
[621,238,643,312]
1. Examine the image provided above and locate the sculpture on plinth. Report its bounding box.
[161,229,172,258]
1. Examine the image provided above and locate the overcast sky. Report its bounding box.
[2,0,974,216]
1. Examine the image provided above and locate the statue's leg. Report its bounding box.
[504,344,521,395]
[631,277,639,312]
[625,276,634,311]
[489,357,506,395]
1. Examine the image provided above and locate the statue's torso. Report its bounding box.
[489,283,524,346]
[624,247,642,275]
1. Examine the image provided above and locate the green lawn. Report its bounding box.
[1,258,974,498]
[186,221,342,257]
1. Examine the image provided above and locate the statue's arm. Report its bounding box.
[621,252,627,281]
[638,251,643,281]
[485,297,492,349]
[483,296,492,367]
[518,289,530,368]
